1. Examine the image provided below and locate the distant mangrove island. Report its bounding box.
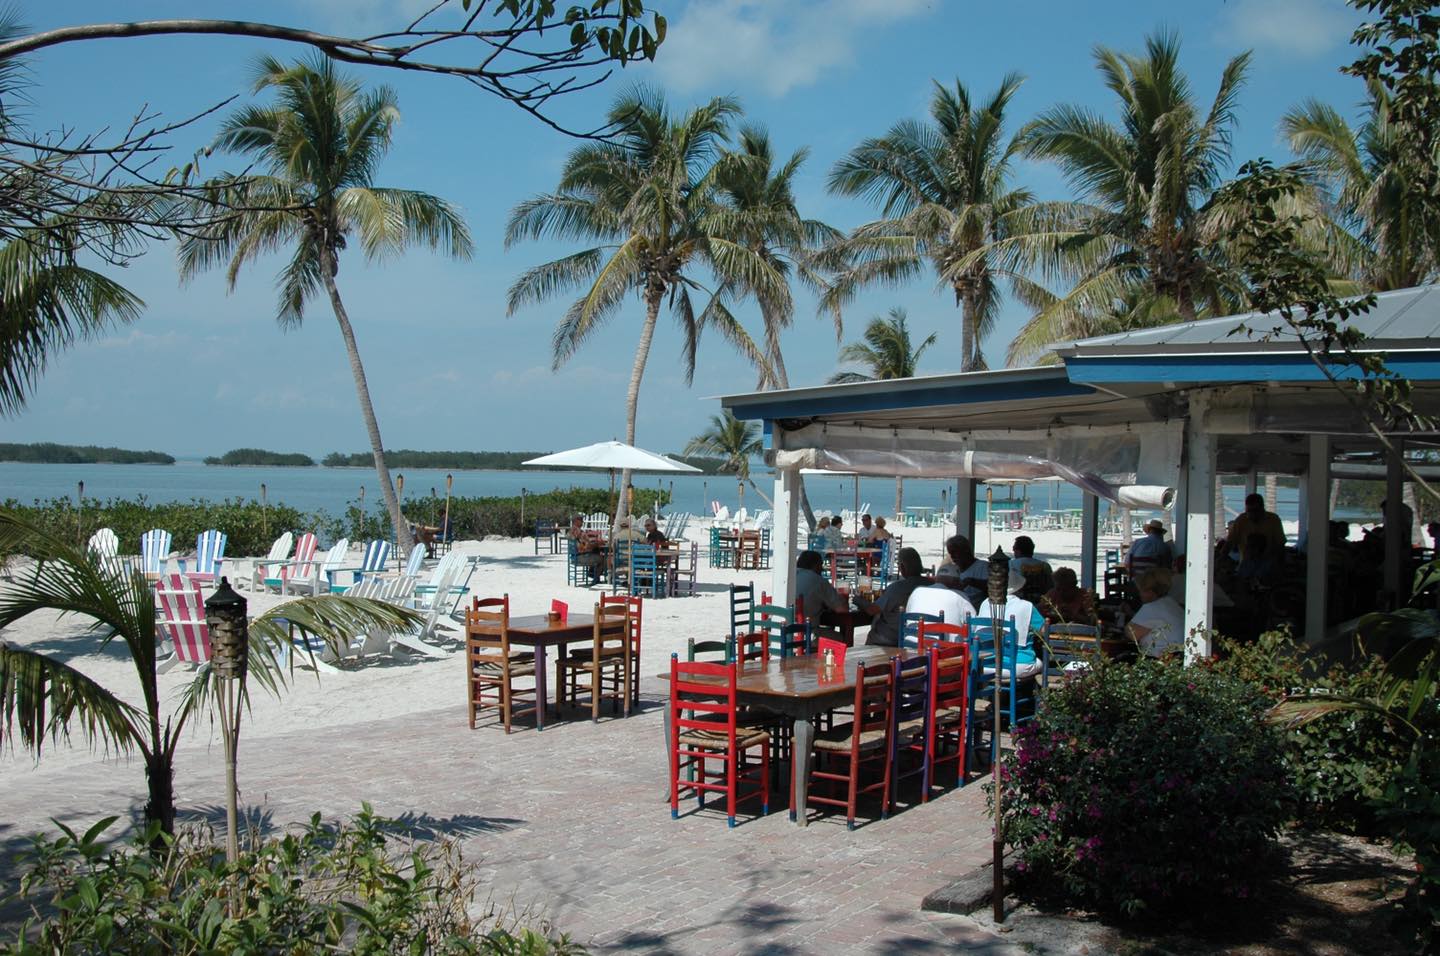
[204,448,317,467]
[0,442,174,465]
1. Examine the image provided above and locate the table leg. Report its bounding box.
[791,716,814,826]
[535,644,548,731]
[661,694,674,802]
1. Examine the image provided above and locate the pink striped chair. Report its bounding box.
[155,574,213,673]
[261,532,318,593]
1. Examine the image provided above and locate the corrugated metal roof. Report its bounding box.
[1054,284,1440,355]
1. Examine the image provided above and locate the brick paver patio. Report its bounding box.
[0,675,1019,954]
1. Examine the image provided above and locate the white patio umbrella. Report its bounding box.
[523,441,700,522]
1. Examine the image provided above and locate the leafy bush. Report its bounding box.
[1378,746,1440,951]
[1,497,312,557]
[320,489,671,542]
[994,657,1292,916]
[3,807,584,955]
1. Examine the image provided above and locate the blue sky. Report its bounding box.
[5,0,1370,458]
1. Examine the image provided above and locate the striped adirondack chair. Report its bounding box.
[344,574,437,658]
[248,532,294,591]
[139,529,173,578]
[413,552,462,611]
[397,543,427,578]
[155,574,212,673]
[330,539,390,593]
[262,532,318,592]
[179,530,227,584]
[284,538,349,595]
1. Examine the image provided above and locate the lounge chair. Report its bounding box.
[87,528,124,577]
[154,574,212,673]
[178,530,227,585]
[139,529,172,579]
[329,539,389,593]
[246,532,294,591]
[283,538,349,596]
[258,532,317,593]
[344,574,444,658]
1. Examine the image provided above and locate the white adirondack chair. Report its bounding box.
[155,574,212,673]
[283,538,349,595]
[178,530,227,584]
[87,528,125,577]
[247,532,294,590]
[139,529,172,578]
[344,574,443,658]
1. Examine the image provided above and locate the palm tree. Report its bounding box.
[178,57,472,552]
[0,15,143,416]
[505,87,785,523]
[0,509,414,837]
[712,125,840,530]
[685,410,769,518]
[828,308,937,515]
[826,75,1042,372]
[986,33,1253,365]
[1284,80,1438,292]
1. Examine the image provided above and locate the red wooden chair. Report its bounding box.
[668,655,770,827]
[466,595,538,733]
[917,619,969,652]
[924,640,971,799]
[600,593,643,707]
[798,661,894,829]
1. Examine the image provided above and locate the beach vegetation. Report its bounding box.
[0,443,173,465]
[826,308,936,516]
[203,448,316,467]
[993,656,1292,917]
[0,510,418,838]
[505,86,788,534]
[177,57,473,557]
[826,74,1037,372]
[2,805,585,954]
[983,33,1259,364]
[333,487,672,543]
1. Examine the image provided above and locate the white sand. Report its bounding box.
[0,521,1098,777]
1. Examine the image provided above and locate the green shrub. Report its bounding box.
[3,807,584,955]
[2,497,312,558]
[994,657,1292,916]
[1378,746,1440,951]
[1214,630,1414,831]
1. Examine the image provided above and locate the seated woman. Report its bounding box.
[569,514,607,584]
[1039,567,1098,625]
[870,516,894,542]
[1128,567,1185,657]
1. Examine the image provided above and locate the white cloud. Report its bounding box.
[1217,0,1354,59]
[653,0,932,97]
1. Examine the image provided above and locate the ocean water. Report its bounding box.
[0,460,1324,523]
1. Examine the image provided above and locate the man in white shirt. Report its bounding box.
[1129,567,1186,657]
[904,572,977,630]
[858,513,876,542]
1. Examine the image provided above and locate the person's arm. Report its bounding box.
[822,579,846,613]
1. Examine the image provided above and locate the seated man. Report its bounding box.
[851,547,929,646]
[1129,567,1185,657]
[1039,567,1097,625]
[795,549,846,622]
[857,513,877,542]
[1236,532,1279,585]
[1011,535,1053,596]
[643,517,667,546]
[610,517,645,563]
[821,515,845,551]
[1126,519,1173,571]
[936,534,989,607]
[569,514,606,584]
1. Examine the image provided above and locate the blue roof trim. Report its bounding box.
[1066,351,1440,384]
[724,376,1095,421]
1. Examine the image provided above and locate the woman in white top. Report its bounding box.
[1128,567,1185,657]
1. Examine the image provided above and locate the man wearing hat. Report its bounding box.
[1125,518,1173,571]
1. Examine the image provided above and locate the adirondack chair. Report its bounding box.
[178,530,227,585]
[283,538,349,595]
[329,539,390,593]
[344,574,444,658]
[87,528,124,577]
[154,574,212,673]
[260,532,317,593]
[247,532,294,591]
[441,556,480,620]
[394,543,427,578]
[413,552,472,621]
[139,529,172,579]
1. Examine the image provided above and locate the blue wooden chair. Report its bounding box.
[331,539,390,593]
[965,615,1037,766]
[627,543,664,599]
[178,529,226,584]
[747,603,794,660]
[139,528,172,578]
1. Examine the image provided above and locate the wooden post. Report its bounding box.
[260,483,268,539]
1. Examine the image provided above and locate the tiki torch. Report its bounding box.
[205,578,249,865]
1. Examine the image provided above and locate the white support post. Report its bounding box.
[1184,396,1216,662]
[1080,493,1099,591]
[771,466,799,609]
[1244,471,1258,497]
[955,477,977,543]
[1305,435,1330,644]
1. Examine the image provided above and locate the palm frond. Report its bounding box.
[0,642,145,756]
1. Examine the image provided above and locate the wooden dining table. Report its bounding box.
[662,645,912,827]
[503,613,595,730]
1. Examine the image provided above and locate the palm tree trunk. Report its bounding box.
[767,347,816,532]
[894,476,904,521]
[747,478,774,508]
[144,752,176,843]
[619,289,663,527]
[320,251,413,552]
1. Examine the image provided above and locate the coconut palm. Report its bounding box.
[0,509,416,837]
[828,308,937,515]
[986,33,1254,364]
[711,125,840,530]
[505,87,784,522]
[0,15,143,416]
[1284,80,1438,292]
[685,410,769,518]
[178,57,472,552]
[826,75,1042,372]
